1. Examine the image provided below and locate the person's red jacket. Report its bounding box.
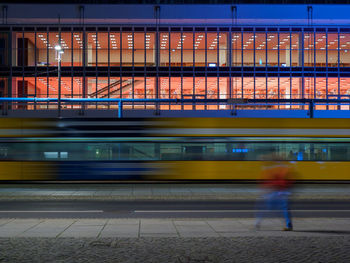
[262,165,293,190]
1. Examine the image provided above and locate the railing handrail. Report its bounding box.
[0,98,349,103]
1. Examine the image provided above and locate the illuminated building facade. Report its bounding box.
[0,2,350,117]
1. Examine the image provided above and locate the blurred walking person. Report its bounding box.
[255,156,294,231]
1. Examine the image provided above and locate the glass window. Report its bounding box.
[72,32,83,66]
[255,33,266,67]
[109,32,120,66]
[121,77,133,99]
[14,32,36,66]
[207,33,218,66]
[146,77,155,99]
[315,77,326,99]
[243,77,254,99]
[231,32,242,67]
[327,77,339,98]
[87,32,97,66]
[87,77,97,100]
[122,32,133,66]
[219,77,229,109]
[327,33,338,67]
[170,33,181,66]
[279,33,291,67]
[48,32,70,67]
[340,78,350,110]
[291,33,301,66]
[279,77,289,100]
[218,33,228,66]
[97,32,108,66]
[23,33,36,66]
[159,32,169,66]
[0,33,8,66]
[315,33,326,67]
[339,33,350,67]
[194,32,205,66]
[134,32,145,67]
[291,77,301,99]
[267,33,278,67]
[304,77,315,99]
[231,77,242,99]
[207,77,218,110]
[182,32,193,67]
[145,33,155,66]
[109,77,121,99]
[267,77,278,99]
[72,77,83,99]
[255,77,266,99]
[304,32,314,67]
[36,32,48,67]
[0,78,8,98]
[242,32,254,66]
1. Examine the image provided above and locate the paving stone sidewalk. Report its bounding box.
[0,218,349,238]
[0,183,349,200]
[1,236,350,263]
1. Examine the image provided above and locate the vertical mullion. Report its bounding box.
[22,30,24,108]
[34,30,37,110]
[337,30,340,109]
[108,28,110,110]
[217,30,219,109]
[181,30,183,110]
[193,30,195,110]
[168,30,171,108]
[229,28,232,101]
[144,30,146,102]
[301,30,304,102]
[253,31,256,101]
[46,29,49,107]
[205,29,207,109]
[313,30,316,100]
[95,29,98,109]
[241,30,243,99]
[120,30,122,100]
[71,30,73,102]
[132,29,134,105]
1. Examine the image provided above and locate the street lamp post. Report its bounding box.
[55,44,64,117]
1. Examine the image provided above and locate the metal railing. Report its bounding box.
[0,98,349,118]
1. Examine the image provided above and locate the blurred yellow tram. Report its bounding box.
[0,118,349,181]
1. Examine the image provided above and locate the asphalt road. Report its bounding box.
[0,200,349,218]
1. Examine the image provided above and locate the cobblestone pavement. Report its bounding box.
[0,236,349,263]
[0,184,349,200]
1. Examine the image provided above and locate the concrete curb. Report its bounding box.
[0,194,349,201]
